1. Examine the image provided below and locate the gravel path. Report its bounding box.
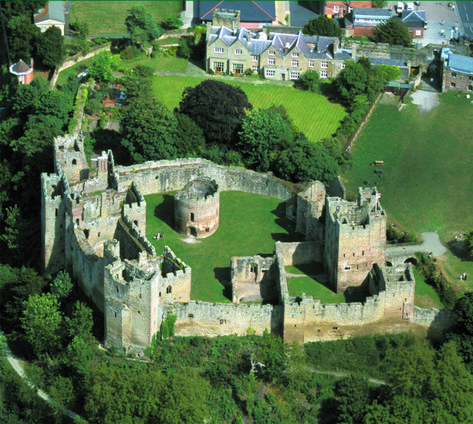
[411,90,440,113]
[386,232,447,258]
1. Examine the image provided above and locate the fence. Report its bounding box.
[344,91,383,152]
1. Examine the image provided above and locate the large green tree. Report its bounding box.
[372,17,413,47]
[21,293,63,358]
[238,108,293,172]
[125,6,163,52]
[178,80,252,147]
[88,51,118,83]
[121,98,179,163]
[35,25,65,68]
[303,15,342,37]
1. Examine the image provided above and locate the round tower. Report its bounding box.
[174,178,219,237]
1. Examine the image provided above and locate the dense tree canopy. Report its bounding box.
[35,25,65,68]
[88,51,118,83]
[303,15,342,37]
[296,70,321,92]
[372,17,413,47]
[178,80,253,147]
[125,6,163,51]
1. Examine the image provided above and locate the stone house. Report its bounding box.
[206,9,351,80]
[441,49,473,93]
[34,1,65,35]
[323,1,372,18]
[347,7,393,37]
[400,10,427,39]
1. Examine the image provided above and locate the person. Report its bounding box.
[160,231,164,239]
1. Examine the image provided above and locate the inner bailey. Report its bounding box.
[41,133,451,354]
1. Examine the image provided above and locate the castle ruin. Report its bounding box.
[41,133,453,354]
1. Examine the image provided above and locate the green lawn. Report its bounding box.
[285,264,346,304]
[145,191,304,302]
[342,92,473,240]
[413,267,443,309]
[69,1,183,35]
[342,92,473,294]
[152,76,347,143]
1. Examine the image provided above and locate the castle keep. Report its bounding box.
[42,133,449,353]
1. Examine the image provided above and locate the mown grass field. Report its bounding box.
[69,1,183,35]
[152,76,347,143]
[145,191,304,302]
[342,92,473,293]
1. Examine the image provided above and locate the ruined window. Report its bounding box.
[76,219,79,226]
[98,232,101,237]
[137,310,141,315]
[468,85,473,92]
[116,286,119,294]
[72,159,77,166]
[166,286,172,294]
[84,229,89,239]
[114,312,117,318]
[190,212,195,222]
[159,292,161,297]
[452,72,457,78]
[206,228,210,233]
[345,266,351,270]
[362,250,365,256]
[451,82,456,88]
[353,252,355,257]
[138,293,142,299]
[134,220,138,226]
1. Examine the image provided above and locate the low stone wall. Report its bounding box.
[172,301,281,337]
[413,306,456,330]
[115,158,298,201]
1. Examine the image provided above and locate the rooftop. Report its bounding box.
[197,1,275,23]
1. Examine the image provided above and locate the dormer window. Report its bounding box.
[268,51,275,56]
[292,52,299,57]
[235,49,243,55]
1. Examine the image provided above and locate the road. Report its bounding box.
[456,1,473,40]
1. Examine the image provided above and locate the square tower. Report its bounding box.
[324,188,386,293]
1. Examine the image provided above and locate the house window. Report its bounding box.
[290,72,300,80]
[451,82,456,88]
[345,266,351,270]
[321,70,328,78]
[468,85,473,92]
[291,60,299,67]
[415,30,421,36]
[235,49,243,55]
[232,63,244,74]
[268,58,275,65]
[452,72,457,78]
[309,60,314,68]
[333,5,339,13]
[214,47,224,53]
[251,65,258,72]
[252,55,258,62]
[265,69,275,78]
[166,286,172,294]
[469,76,473,81]
[268,50,275,56]
[292,52,299,57]
[213,61,224,73]
[321,61,328,69]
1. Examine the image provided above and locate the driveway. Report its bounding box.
[410,90,440,113]
[386,232,447,258]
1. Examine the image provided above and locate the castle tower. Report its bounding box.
[174,178,219,237]
[324,188,387,294]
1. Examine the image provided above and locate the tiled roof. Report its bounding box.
[34,1,65,24]
[353,7,392,19]
[10,59,31,74]
[197,1,275,22]
[401,10,426,28]
[448,53,473,75]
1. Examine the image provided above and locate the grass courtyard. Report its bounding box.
[145,191,304,303]
[342,91,473,294]
[69,1,183,35]
[152,76,347,143]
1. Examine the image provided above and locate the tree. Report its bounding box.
[296,70,320,92]
[5,15,41,62]
[11,77,50,117]
[335,61,368,104]
[161,13,183,30]
[125,6,163,52]
[36,90,73,128]
[21,293,63,358]
[35,25,65,68]
[465,230,473,257]
[50,270,73,300]
[177,37,191,59]
[274,139,339,184]
[121,99,179,163]
[89,51,118,83]
[178,80,252,146]
[174,113,205,157]
[372,1,387,7]
[372,17,413,47]
[334,375,371,424]
[377,64,402,82]
[238,108,293,172]
[303,15,342,37]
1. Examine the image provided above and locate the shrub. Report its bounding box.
[161,13,183,30]
[120,46,139,61]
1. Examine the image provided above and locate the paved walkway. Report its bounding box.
[386,232,447,258]
[3,340,84,421]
